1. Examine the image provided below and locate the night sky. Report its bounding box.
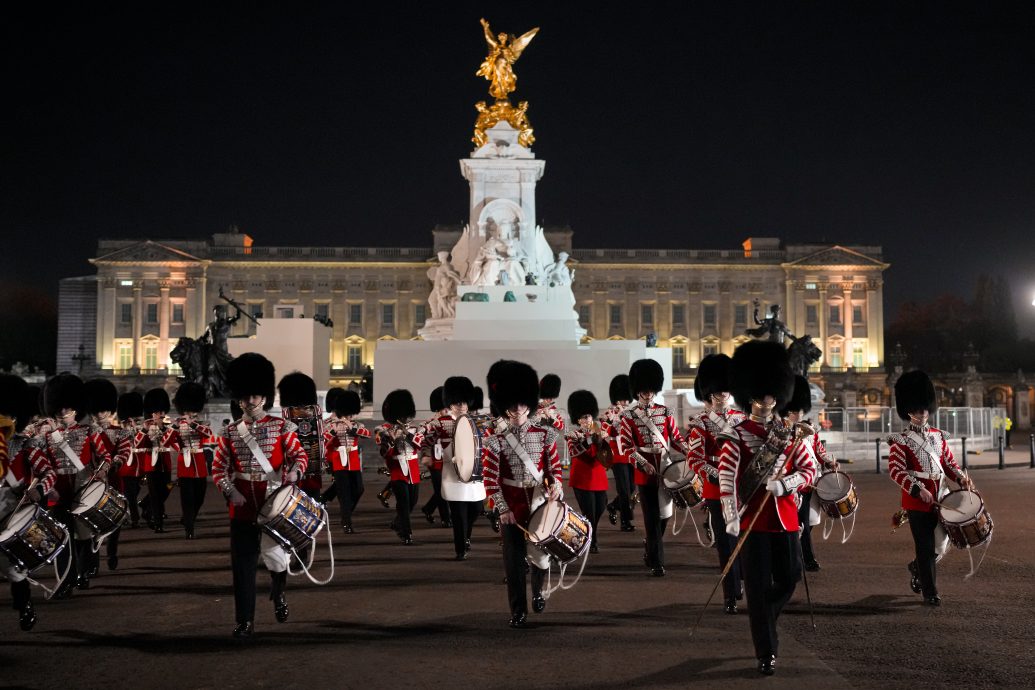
[4,2,1034,337]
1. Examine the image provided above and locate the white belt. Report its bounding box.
[234,471,268,482]
[908,470,943,480]
[501,478,539,488]
[637,447,664,454]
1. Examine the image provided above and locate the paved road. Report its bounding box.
[3,463,1034,689]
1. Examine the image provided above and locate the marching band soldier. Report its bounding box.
[85,378,129,571]
[779,375,837,572]
[536,374,565,432]
[420,386,450,526]
[164,382,212,540]
[142,388,174,534]
[115,392,145,529]
[277,373,325,499]
[39,373,111,594]
[422,376,486,560]
[322,387,370,533]
[211,353,309,638]
[687,354,745,613]
[603,374,635,532]
[566,390,607,554]
[1,376,56,631]
[718,340,818,676]
[482,360,563,628]
[376,389,422,545]
[620,359,689,577]
[888,370,973,606]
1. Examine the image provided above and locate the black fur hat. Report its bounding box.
[730,340,794,411]
[443,376,475,408]
[0,374,28,420]
[697,354,732,400]
[382,389,416,424]
[779,375,812,416]
[487,359,540,413]
[44,373,86,417]
[173,382,207,414]
[429,386,445,413]
[693,374,703,403]
[143,388,171,416]
[895,370,937,421]
[539,373,561,399]
[629,359,664,396]
[227,353,276,406]
[277,372,317,407]
[609,374,631,405]
[84,378,119,415]
[326,387,361,416]
[567,390,599,422]
[117,392,144,421]
[470,386,484,411]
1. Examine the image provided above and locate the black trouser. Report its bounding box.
[391,481,420,537]
[448,501,482,556]
[122,476,141,525]
[179,477,208,535]
[501,524,546,615]
[146,470,170,529]
[422,469,448,521]
[574,488,607,548]
[741,530,802,660]
[705,498,743,601]
[907,509,940,597]
[609,464,635,525]
[639,485,668,569]
[332,470,364,526]
[798,494,816,565]
[105,527,121,562]
[11,579,31,610]
[229,519,282,624]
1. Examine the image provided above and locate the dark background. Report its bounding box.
[3,1,1034,371]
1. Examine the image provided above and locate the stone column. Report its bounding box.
[865,280,879,368]
[784,279,796,334]
[99,277,117,369]
[185,278,198,337]
[873,279,885,366]
[794,283,806,337]
[158,281,171,369]
[132,285,143,369]
[818,284,828,366]
[842,282,853,366]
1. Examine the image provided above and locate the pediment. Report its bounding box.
[784,246,887,268]
[93,240,203,264]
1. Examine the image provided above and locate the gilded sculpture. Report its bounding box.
[473,18,538,148]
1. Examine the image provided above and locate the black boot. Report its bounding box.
[232,621,254,638]
[908,561,922,594]
[13,581,36,631]
[606,500,618,525]
[271,571,289,623]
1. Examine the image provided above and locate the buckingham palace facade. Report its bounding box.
[56,228,890,404]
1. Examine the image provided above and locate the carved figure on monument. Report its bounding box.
[476,18,538,100]
[787,334,822,378]
[427,251,463,319]
[169,300,243,399]
[544,251,573,286]
[473,100,535,149]
[745,299,794,344]
[467,226,528,287]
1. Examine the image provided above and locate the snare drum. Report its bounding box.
[72,481,129,537]
[939,489,993,549]
[814,471,859,519]
[527,500,592,565]
[258,485,326,553]
[451,415,483,483]
[0,503,69,573]
[661,462,704,510]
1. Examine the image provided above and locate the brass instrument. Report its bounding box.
[567,421,615,469]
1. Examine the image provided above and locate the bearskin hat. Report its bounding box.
[173,382,207,414]
[84,378,119,415]
[326,387,360,416]
[693,374,703,403]
[539,373,561,400]
[227,353,276,406]
[143,388,171,416]
[429,386,445,413]
[609,374,631,405]
[697,354,733,400]
[487,359,540,413]
[895,370,937,421]
[629,359,665,396]
[277,372,317,408]
[779,375,812,416]
[382,389,416,424]
[567,390,599,423]
[117,391,144,421]
[0,374,28,420]
[470,386,484,411]
[730,340,794,412]
[443,376,475,408]
[44,373,86,418]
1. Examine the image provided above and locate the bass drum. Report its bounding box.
[451,414,483,483]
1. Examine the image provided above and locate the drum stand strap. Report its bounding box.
[961,532,993,580]
[670,504,710,549]
[285,505,336,586]
[542,544,591,600]
[821,512,857,545]
[26,533,73,601]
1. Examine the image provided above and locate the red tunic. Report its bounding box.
[536,402,565,432]
[375,423,421,484]
[482,421,561,527]
[419,415,456,470]
[618,403,688,487]
[163,419,213,479]
[418,416,445,470]
[141,420,174,473]
[118,428,146,478]
[1,433,56,496]
[687,409,744,500]
[567,430,609,491]
[41,422,111,504]
[324,418,372,472]
[717,417,818,532]
[211,415,308,522]
[888,426,965,513]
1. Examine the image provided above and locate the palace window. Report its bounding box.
[315,303,329,320]
[734,304,747,328]
[702,340,719,357]
[672,304,685,326]
[672,344,686,370]
[142,341,158,370]
[853,305,864,325]
[171,303,184,324]
[415,304,426,327]
[578,305,591,327]
[120,303,133,324]
[382,303,395,327]
[828,342,843,368]
[703,304,717,328]
[853,342,865,368]
[610,304,622,327]
[146,303,158,324]
[347,345,362,372]
[829,304,842,324]
[641,304,654,327]
[349,304,362,325]
[116,341,133,371]
[806,304,818,325]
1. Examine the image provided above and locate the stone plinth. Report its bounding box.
[227,318,331,391]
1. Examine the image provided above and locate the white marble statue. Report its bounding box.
[544,251,573,286]
[427,251,463,318]
[468,227,528,287]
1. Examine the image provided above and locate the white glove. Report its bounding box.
[228,488,247,507]
[766,479,788,497]
[721,496,740,537]
[549,482,564,502]
[284,470,299,484]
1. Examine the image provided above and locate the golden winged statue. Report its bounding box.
[476,18,539,100]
